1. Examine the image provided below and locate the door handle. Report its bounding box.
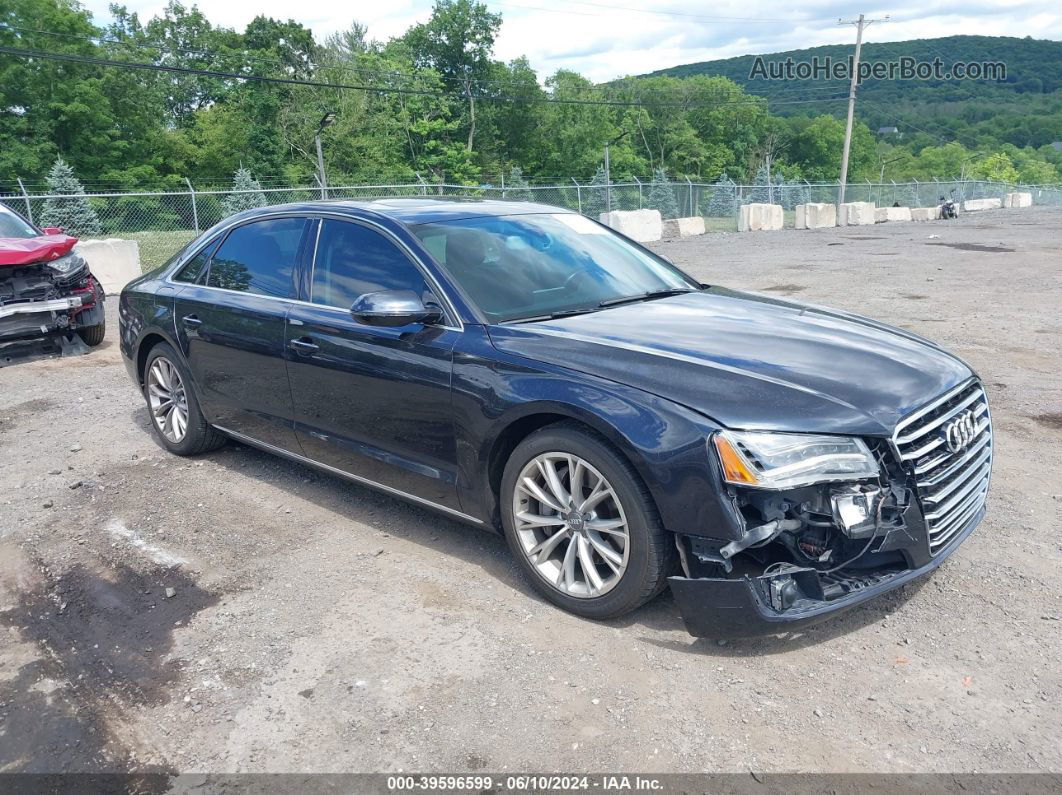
[181,314,203,328]
[288,337,320,354]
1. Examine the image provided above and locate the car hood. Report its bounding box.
[0,235,78,267]
[486,288,973,436]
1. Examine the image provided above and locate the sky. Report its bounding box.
[79,0,1062,82]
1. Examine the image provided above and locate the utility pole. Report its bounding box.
[837,14,887,206]
[315,111,337,200]
[604,131,629,213]
[604,143,611,213]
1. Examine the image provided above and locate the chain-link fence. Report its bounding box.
[3,178,1061,270]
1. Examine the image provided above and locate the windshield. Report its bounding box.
[0,206,39,239]
[411,213,698,323]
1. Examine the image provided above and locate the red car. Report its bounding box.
[0,203,106,364]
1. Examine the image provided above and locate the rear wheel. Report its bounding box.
[500,422,675,620]
[142,342,226,456]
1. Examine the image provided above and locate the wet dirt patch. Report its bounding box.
[761,284,806,294]
[0,557,218,773]
[901,294,929,300]
[1032,412,1062,430]
[0,398,56,434]
[926,242,1014,253]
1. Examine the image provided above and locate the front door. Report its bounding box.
[173,216,311,451]
[285,218,462,509]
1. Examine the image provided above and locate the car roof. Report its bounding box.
[237,197,576,226]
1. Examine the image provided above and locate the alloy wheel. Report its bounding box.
[512,452,630,598]
[147,356,189,443]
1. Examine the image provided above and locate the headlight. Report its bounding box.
[46,251,87,277]
[712,430,879,490]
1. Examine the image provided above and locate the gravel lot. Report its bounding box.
[1,207,1060,776]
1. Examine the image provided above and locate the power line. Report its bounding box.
[492,0,833,24]
[0,45,847,110]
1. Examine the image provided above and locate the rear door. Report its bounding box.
[286,217,462,510]
[173,216,311,452]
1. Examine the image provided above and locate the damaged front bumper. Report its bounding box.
[668,503,984,638]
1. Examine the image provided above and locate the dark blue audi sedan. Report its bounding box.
[119,199,991,638]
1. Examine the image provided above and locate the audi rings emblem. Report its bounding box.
[943,410,977,454]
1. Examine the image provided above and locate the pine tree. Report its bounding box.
[39,157,102,237]
[903,182,921,208]
[705,173,737,217]
[582,165,610,218]
[647,168,680,219]
[504,166,534,202]
[221,167,267,216]
[748,164,772,204]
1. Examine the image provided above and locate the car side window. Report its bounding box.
[172,238,219,284]
[206,218,306,298]
[310,220,430,310]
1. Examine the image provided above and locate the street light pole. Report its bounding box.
[315,111,337,200]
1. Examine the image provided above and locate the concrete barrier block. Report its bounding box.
[875,206,912,223]
[674,216,705,236]
[911,207,941,221]
[795,203,836,230]
[599,209,662,243]
[78,238,141,295]
[1004,192,1033,208]
[840,201,876,226]
[738,203,783,232]
[963,198,1002,212]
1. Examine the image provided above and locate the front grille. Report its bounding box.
[892,379,992,553]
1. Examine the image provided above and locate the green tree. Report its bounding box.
[705,173,737,217]
[647,168,680,218]
[786,115,876,182]
[582,165,610,218]
[221,167,267,215]
[748,164,773,204]
[404,0,502,152]
[503,166,533,201]
[974,152,1020,184]
[39,158,102,237]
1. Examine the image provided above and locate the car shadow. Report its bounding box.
[130,407,937,656]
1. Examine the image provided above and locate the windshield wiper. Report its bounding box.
[509,307,602,323]
[597,287,696,308]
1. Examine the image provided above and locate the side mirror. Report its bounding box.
[350,290,443,328]
[42,227,64,235]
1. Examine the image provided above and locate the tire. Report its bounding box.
[142,342,226,456]
[500,421,675,620]
[77,317,106,347]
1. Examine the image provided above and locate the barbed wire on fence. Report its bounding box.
[3,178,1060,270]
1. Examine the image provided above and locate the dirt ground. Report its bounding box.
[1,207,1060,776]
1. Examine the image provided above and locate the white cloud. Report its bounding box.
[80,0,1062,82]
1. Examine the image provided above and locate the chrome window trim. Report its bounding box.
[306,215,462,331]
[214,425,482,525]
[163,210,464,331]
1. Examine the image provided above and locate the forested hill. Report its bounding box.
[644,36,1062,149]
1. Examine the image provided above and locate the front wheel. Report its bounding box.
[500,422,675,620]
[77,317,106,346]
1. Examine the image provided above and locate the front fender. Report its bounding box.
[452,326,744,540]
